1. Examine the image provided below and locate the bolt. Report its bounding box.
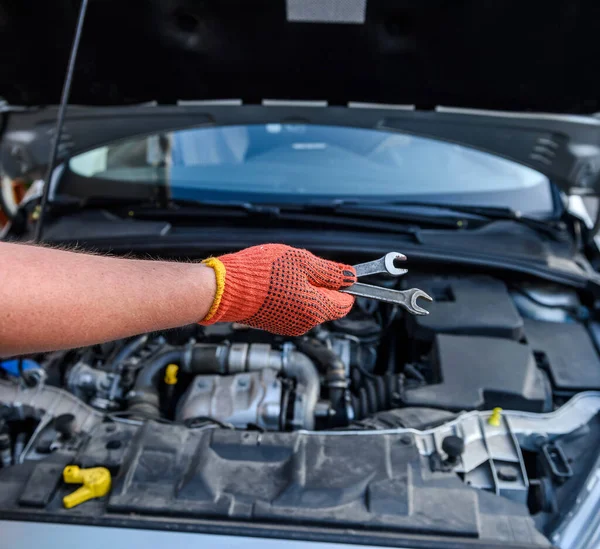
[399,435,413,446]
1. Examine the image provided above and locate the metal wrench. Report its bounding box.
[341,252,433,315]
[353,252,409,277]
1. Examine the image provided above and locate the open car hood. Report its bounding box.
[2,0,600,196]
[1,0,600,113]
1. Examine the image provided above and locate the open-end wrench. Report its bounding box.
[353,252,408,277]
[342,283,432,315]
[342,252,433,315]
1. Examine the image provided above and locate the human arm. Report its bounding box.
[0,242,217,357]
[0,242,356,357]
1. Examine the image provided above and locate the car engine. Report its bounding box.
[1,271,600,546]
[49,272,596,429]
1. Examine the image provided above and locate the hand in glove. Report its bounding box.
[200,244,356,336]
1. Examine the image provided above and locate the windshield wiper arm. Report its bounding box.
[49,196,424,242]
[291,201,465,229]
[313,199,566,241]
[170,198,282,215]
[153,199,424,241]
[50,196,281,216]
[394,201,567,241]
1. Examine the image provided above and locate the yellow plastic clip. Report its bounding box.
[62,465,111,509]
[31,205,41,221]
[488,407,503,427]
[164,364,179,385]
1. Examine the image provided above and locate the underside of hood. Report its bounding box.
[1,0,600,113]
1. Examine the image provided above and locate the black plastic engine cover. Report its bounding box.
[404,334,551,412]
[106,424,479,533]
[0,420,550,546]
[405,275,524,341]
[523,319,600,390]
[100,422,544,543]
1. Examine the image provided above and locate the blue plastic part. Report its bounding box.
[0,359,40,377]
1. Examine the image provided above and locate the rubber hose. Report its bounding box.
[295,339,346,388]
[186,344,283,375]
[283,351,319,430]
[295,339,347,426]
[134,349,182,391]
[128,349,182,417]
[328,387,346,428]
[186,344,229,374]
[110,334,149,371]
[351,372,405,420]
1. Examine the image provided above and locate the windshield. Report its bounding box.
[66,124,554,214]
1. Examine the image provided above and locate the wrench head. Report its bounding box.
[384,252,408,276]
[408,289,434,315]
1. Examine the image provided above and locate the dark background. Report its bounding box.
[0,0,599,112]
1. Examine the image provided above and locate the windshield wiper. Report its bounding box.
[50,196,270,214]
[145,198,427,241]
[309,199,567,242]
[52,196,466,228]
[48,196,425,242]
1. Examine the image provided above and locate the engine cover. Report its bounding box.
[176,368,282,430]
[405,275,524,341]
[403,334,552,412]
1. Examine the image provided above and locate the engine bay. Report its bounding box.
[1,270,600,547]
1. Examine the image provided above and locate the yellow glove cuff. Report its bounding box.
[201,257,226,322]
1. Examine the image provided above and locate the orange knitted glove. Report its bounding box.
[200,244,357,336]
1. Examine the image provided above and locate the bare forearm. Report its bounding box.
[0,243,216,356]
